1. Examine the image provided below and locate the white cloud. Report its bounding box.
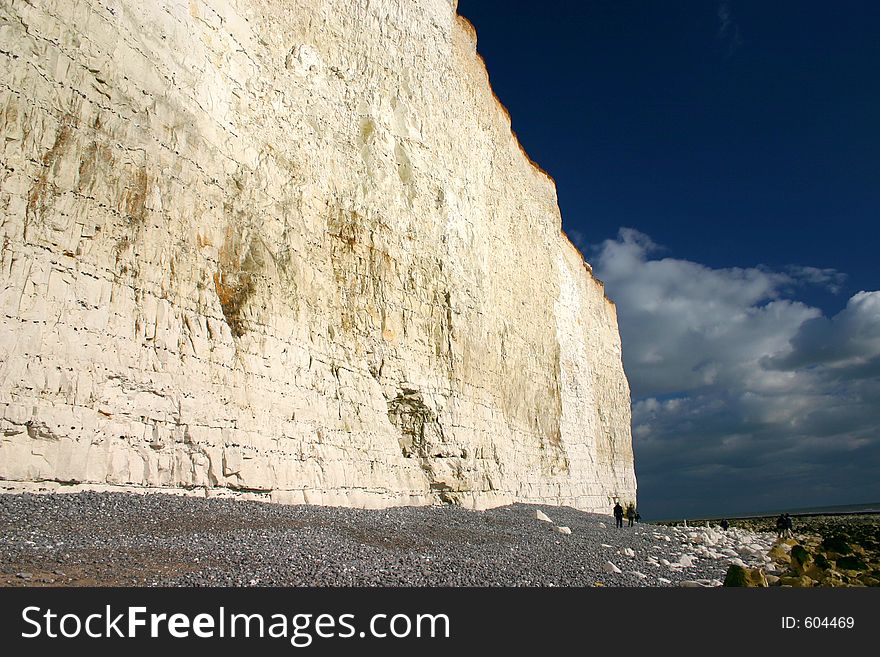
[785,265,847,294]
[592,228,819,398]
[768,290,880,370]
[591,228,880,518]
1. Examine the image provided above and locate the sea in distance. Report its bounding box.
[651,501,880,524]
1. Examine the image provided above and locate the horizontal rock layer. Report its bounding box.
[0,0,636,510]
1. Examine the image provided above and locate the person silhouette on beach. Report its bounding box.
[720,518,729,531]
[613,501,624,528]
[775,514,786,538]
[783,513,793,538]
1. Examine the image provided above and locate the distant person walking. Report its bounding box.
[613,501,624,528]
[720,518,730,531]
[775,514,786,539]
[626,505,635,527]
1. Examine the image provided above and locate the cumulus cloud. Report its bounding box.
[768,291,880,370]
[593,228,820,398]
[592,228,880,518]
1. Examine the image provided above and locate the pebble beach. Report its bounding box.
[0,491,811,587]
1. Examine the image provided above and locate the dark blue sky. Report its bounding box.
[457,0,880,519]
[457,0,879,314]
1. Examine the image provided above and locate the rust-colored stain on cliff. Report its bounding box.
[25,115,75,239]
[123,167,149,225]
[214,225,258,338]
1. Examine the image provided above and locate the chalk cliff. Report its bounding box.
[0,0,636,510]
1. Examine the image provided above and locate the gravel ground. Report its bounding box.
[0,491,771,587]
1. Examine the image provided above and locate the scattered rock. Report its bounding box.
[835,555,868,571]
[821,536,852,556]
[779,575,815,587]
[814,553,831,570]
[535,510,553,523]
[723,564,768,587]
[767,543,791,564]
[5,492,872,588]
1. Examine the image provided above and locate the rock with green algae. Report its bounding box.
[693,514,879,587]
[790,544,813,574]
[835,555,868,571]
[821,535,853,555]
[768,543,791,564]
[723,564,768,587]
[818,571,847,587]
[814,553,831,569]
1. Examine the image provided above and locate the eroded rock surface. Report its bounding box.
[0,0,635,510]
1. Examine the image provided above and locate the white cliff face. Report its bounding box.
[0,0,636,510]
